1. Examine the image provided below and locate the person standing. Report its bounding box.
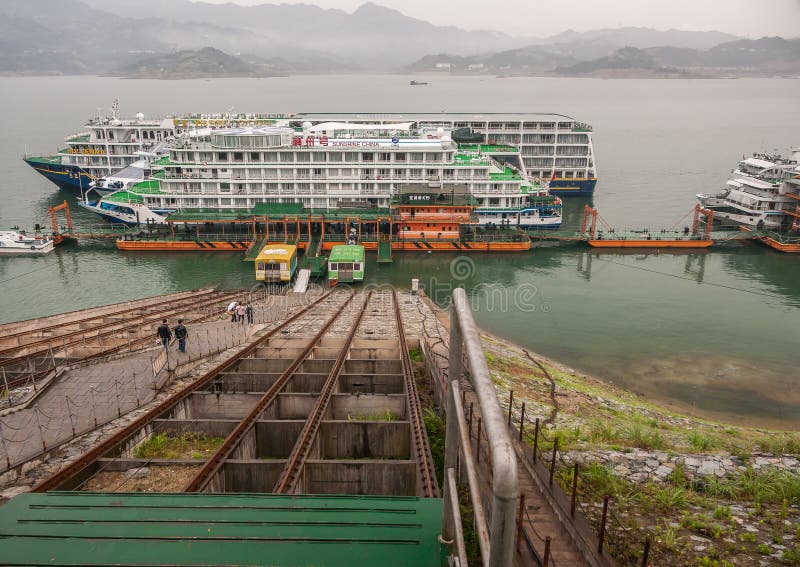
[236,303,246,324]
[156,319,172,349]
[174,319,188,353]
[245,303,254,325]
[229,301,238,323]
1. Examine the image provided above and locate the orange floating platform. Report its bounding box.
[756,236,800,253]
[588,239,714,249]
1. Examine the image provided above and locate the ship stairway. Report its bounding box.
[377,236,393,263]
[243,236,266,262]
[292,269,311,293]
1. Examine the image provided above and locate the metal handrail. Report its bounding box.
[445,288,519,567]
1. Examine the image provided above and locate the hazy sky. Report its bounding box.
[190,0,800,38]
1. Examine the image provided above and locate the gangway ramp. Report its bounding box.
[377,236,393,263]
[293,268,311,293]
[243,237,265,261]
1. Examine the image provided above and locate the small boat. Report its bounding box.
[0,230,55,254]
[409,80,428,86]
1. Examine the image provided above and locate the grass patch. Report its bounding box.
[134,433,224,460]
[423,407,445,488]
[347,409,397,421]
[687,430,718,452]
[408,348,423,363]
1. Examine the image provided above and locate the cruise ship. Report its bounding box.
[697,148,800,230]
[79,121,561,228]
[24,107,597,196]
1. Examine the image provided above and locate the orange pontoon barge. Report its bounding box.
[580,204,715,249]
[116,186,531,253]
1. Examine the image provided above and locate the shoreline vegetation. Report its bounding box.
[475,330,800,565]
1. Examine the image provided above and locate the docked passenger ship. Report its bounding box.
[697,148,800,230]
[24,107,597,196]
[80,121,563,229]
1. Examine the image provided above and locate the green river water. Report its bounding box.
[0,75,798,428]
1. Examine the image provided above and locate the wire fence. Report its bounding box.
[504,388,652,567]
[0,293,299,476]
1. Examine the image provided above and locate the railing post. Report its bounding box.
[114,379,121,417]
[570,462,579,517]
[34,405,46,452]
[543,537,551,567]
[641,538,651,567]
[90,387,97,428]
[518,402,526,441]
[467,402,473,433]
[548,436,559,486]
[515,492,525,552]
[0,420,12,469]
[598,495,610,554]
[65,396,76,437]
[507,389,514,426]
[476,418,482,463]
[2,368,10,408]
[442,305,463,545]
[532,417,540,463]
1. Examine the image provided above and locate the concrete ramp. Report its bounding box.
[293,269,311,293]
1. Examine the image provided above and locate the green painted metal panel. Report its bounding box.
[0,492,446,566]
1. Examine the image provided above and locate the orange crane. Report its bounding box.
[48,200,73,245]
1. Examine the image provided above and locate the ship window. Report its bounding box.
[233,152,243,162]
[250,152,260,161]
[218,152,228,161]
[395,153,406,162]
[362,153,373,162]
[220,182,230,192]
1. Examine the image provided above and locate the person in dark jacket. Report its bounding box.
[174,319,188,353]
[156,319,172,349]
[245,303,254,325]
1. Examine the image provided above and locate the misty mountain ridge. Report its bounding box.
[0,0,795,77]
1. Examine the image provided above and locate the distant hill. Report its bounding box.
[409,37,800,78]
[115,47,283,79]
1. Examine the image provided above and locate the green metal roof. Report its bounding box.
[105,191,145,205]
[0,492,445,566]
[166,206,391,223]
[329,244,365,262]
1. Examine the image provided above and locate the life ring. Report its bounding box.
[31,245,36,250]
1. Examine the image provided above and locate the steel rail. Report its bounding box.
[393,289,439,498]
[0,289,219,349]
[273,291,373,494]
[31,290,334,492]
[1,291,242,391]
[0,290,237,365]
[183,290,356,493]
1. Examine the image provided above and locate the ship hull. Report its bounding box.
[548,178,597,196]
[23,157,94,191]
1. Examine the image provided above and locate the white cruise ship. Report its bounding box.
[25,108,597,197]
[697,148,800,230]
[79,121,561,228]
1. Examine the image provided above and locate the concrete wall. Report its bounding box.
[220,460,286,492]
[304,460,417,495]
[189,392,261,419]
[339,374,405,394]
[344,359,402,375]
[329,394,407,420]
[255,420,305,458]
[319,421,410,460]
[215,372,281,392]
[152,418,238,438]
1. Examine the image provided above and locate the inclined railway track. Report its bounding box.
[183,290,357,492]
[273,291,373,494]
[393,289,439,499]
[0,289,224,357]
[33,288,439,500]
[0,290,242,389]
[31,290,336,493]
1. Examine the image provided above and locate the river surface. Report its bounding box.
[1,75,798,428]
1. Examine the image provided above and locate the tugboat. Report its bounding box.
[409,80,428,86]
